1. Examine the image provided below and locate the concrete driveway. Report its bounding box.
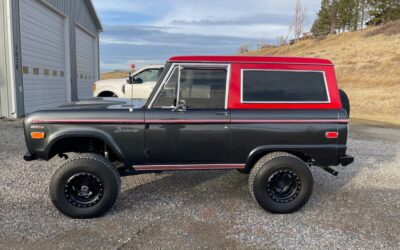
[0,119,399,249]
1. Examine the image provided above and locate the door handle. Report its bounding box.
[215,111,229,116]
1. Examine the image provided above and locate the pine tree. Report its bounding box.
[312,0,340,36]
[368,0,400,25]
[337,0,360,31]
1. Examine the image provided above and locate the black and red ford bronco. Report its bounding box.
[24,56,354,218]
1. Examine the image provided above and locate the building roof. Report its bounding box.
[168,56,333,65]
[85,0,103,32]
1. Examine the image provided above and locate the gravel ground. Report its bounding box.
[0,119,399,249]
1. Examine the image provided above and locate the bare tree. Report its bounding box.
[276,36,288,46]
[292,0,307,42]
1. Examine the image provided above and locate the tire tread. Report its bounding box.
[49,153,121,218]
[248,152,301,204]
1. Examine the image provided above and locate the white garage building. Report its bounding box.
[0,0,102,118]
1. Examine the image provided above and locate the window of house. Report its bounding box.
[242,70,329,103]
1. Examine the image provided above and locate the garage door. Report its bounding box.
[20,0,67,114]
[75,27,96,100]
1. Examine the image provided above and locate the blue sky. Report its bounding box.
[92,0,322,72]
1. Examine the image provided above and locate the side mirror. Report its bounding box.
[173,100,187,112]
[127,74,143,84]
[128,72,134,84]
[135,78,144,84]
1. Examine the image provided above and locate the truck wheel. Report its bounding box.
[249,152,313,213]
[49,154,121,218]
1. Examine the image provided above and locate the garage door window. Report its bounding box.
[242,70,329,103]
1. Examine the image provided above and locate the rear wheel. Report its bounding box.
[249,152,313,213]
[49,154,121,218]
[339,89,350,116]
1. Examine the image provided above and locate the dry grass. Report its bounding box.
[101,71,128,80]
[365,20,400,37]
[246,23,400,125]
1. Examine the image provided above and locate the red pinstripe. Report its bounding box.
[31,119,350,124]
[31,119,144,124]
[133,164,246,171]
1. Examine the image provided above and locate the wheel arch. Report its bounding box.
[244,146,313,171]
[97,91,118,97]
[45,130,127,164]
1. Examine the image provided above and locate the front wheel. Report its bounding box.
[249,152,313,213]
[49,154,121,218]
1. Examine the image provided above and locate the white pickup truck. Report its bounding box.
[93,65,164,99]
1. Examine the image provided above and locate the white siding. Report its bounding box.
[75,26,96,99]
[0,0,9,117]
[20,0,67,113]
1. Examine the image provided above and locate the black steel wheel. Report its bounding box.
[249,152,313,213]
[266,170,301,203]
[50,154,120,218]
[64,173,104,208]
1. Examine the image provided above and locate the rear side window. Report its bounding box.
[242,70,329,103]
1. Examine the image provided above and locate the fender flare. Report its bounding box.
[44,128,127,164]
[244,144,342,169]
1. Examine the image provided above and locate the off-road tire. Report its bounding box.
[49,154,121,218]
[249,152,313,213]
[339,89,350,116]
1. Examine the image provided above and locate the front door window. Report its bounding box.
[152,65,228,109]
[179,68,227,109]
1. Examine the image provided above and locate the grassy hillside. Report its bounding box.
[101,70,128,80]
[247,21,400,125]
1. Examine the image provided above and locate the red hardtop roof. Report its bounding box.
[168,56,333,65]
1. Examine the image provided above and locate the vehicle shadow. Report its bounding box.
[113,170,245,213]
[113,124,399,216]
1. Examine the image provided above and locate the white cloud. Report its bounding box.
[151,0,321,39]
[93,0,322,39]
[93,0,323,71]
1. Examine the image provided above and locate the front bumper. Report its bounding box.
[339,155,354,166]
[23,152,37,161]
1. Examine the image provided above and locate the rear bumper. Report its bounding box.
[339,155,354,166]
